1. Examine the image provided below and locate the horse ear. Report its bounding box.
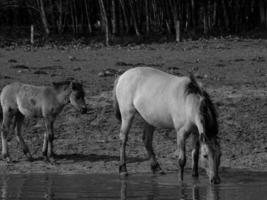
[52,82,60,89]
[70,82,78,90]
[200,134,207,143]
[70,82,74,89]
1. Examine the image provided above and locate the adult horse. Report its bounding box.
[0,81,87,163]
[113,67,221,184]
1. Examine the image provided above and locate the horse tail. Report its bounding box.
[0,103,2,123]
[0,90,2,123]
[112,76,121,121]
[185,74,218,139]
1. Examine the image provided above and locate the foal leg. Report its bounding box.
[43,118,55,163]
[15,112,33,161]
[191,133,200,177]
[1,110,13,162]
[142,123,164,174]
[119,113,134,177]
[176,125,190,181]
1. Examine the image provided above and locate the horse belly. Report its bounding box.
[135,100,174,128]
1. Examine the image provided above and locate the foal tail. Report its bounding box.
[186,74,218,139]
[112,77,121,121]
[0,91,2,123]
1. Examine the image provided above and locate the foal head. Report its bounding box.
[200,134,221,184]
[69,82,87,114]
[53,81,87,114]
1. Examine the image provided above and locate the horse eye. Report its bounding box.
[75,94,81,99]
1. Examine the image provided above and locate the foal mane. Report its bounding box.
[186,74,219,140]
[52,81,71,90]
[52,81,83,92]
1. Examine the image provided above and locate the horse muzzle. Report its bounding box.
[80,107,87,114]
[210,176,221,184]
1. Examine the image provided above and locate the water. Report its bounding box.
[0,170,267,200]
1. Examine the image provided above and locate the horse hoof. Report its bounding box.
[2,155,12,163]
[158,170,166,175]
[119,171,128,177]
[27,157,34,162]
[192,172,199,178]
[48,157,57,165]
[153,169,165,175]
[119,164,127,177]
[151,163,164,174]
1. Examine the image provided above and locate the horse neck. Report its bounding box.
[55,88,72,107]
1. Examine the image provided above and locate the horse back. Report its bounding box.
[1,82,56,117]
[116,67,191,128]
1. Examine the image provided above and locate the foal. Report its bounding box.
[113,67,221,184]
[0,81,87,162]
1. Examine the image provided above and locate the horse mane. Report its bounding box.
[52,81,71,90]
[186,74,219,139]
[200,90,219,139]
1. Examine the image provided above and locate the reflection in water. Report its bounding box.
[44,175,55,200]
[192,185,200,200]
[120,179,127,200]
[206,185,219,200]
[119,176,219,200]
[1,176,7,199]
[1,175,26,200]
[0,171,267,200]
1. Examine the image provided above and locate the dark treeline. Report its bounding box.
[0,0,267,44]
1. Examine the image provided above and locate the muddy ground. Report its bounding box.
[0,38,266,175]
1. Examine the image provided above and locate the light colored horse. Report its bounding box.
[113,67,221,184]
[0,81,87,162]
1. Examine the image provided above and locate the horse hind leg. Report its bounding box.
[119,111,134,177]
[15,112,33,161]
[1,109,13,162]
[142,123,164,174]
[191,133,200,177]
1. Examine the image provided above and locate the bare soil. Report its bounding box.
[0,38,266,174]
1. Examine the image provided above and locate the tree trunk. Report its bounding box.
[84,0,92,34]
[111,0,117,34]
[259,0,266,26]
[145,0,150,34]
[222,0,230,30]
[38,0,50,36]
[191,0,196,29]
[203,3,208,34]
[213,0,217,27]
[56,0,63,33]
[175,20,181,42]
[129,0,140,37]
[98,0,110,45]
[119,0,129,33]
[168,0,181,42]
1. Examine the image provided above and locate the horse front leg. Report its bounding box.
[42,131,48,161]
[192,133,200,177]
[176,126,189,181]
[119,114,133,177]
[142,123,164,174]
[1,110,13,162]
